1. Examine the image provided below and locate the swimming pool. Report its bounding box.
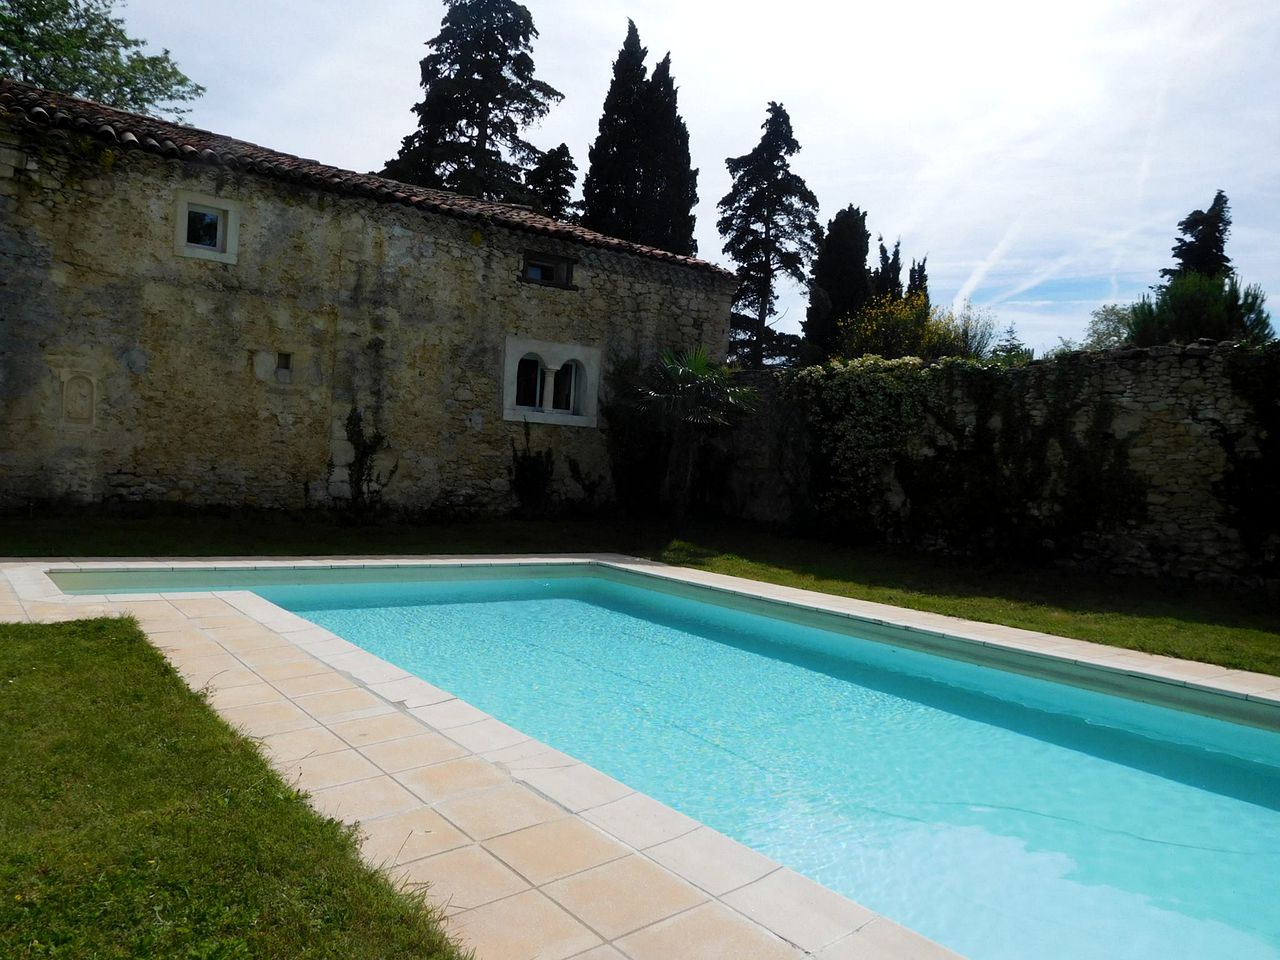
[55,563,1280,960]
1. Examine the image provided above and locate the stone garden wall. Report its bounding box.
[722,344,1279,588]
[0,118,734,513]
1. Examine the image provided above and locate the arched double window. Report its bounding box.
[504,337,601,427]
[514,355,584,414]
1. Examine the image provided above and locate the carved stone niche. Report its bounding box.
[61,372,95,425]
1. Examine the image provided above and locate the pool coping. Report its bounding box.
[3,554,1279,960]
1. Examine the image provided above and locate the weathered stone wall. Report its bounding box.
[722,345,1279,588]
[0,120,734,512]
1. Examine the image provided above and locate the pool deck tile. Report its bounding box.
[329,711,431,747]
[580,791,702,850]
[815,918,958,959]
[614,901,804,960]
[393,845,530,913]
[646,826,779,897]
[309,774,421,824]
[542,854,707,941]
[446,889,603,960]
[360,730,470,773]
[10,553,1280,959]
[358,806,471,866]
[513,762,634,813]
[723,868,877,954]
[445,717,532,754]
[395,756,512,802]
[483,816,631,886]
[434,782,565,841]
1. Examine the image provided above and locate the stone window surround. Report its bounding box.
[502,336,601,428]
[174,189,242,265]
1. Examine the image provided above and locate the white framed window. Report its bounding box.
[174,190,241,264]
[503,336,600,427]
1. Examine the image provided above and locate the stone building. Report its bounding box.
[0,80,734,512]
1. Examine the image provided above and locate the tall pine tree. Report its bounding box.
[1160,189,1232,281]
[524,143,577,220]
[581,21,698,255]
[717,102,819,369]
[382,0,562,201]
[803,205,872,360]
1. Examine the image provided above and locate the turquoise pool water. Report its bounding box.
[228,573,1280,960]
[54,566,1280,958]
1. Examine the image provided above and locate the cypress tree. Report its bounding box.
[581,21,648,241]
[803,205,872,360]
[640,53,698,255]
[1161,189,1232,281]
[716,102,820,369]
[382,0,562,201]
[907,256,929,307]
[871,239,903,300]
[581,21,698,255]
[524,143,578,220]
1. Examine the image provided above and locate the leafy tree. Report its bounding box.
[728,313,803,366]
[524,142,577,220]
[870,239,903,300]
[1126,273,1272,347]
[0,0,203,118]
[839,294,992,362]
[1161,189,1232,281]
[382,0,563,201]
[989,323,1034,366]
[581,21,698,255]
[1083,304,1130,350]
[803,205,872,360]
[717,102,819,369]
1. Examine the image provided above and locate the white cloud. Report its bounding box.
[123,0,1280,352]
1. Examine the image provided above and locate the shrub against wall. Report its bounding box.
[785,356,1146,558]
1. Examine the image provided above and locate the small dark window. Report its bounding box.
[515,356,544,408]
[276,352,292,371]
[552,362,577,413]
[186,206,223,250]
[521,252,575,288]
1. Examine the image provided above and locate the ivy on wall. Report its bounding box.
[1215,343,1280,572]
[786,355,1146,558]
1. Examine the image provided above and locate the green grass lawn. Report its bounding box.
[0,617,466,960]
[3,512,1277,675]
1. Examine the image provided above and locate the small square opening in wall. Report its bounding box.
[275,352,293,384]
[520,251,576,288]
[174,191,241,264]
[186,205,225,250]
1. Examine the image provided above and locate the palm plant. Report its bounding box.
[631,347,758,512]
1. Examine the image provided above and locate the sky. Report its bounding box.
[122,0,1279,351]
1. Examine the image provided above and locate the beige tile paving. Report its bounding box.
[396,756,512,802]
[542,855,706,940]
[447,889,602,960]
[360,730,469,773]
[359,807,471,866]
[283,748,381,792]
[309,774,421,824]
[646,826,778,896]
[435,783,564,841]
[394,845,530,913]
[615,901,803,960]
[484,817,630,886]
[330,711,430,747]
[723,868,876,954]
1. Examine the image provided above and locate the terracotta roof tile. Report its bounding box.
[0,80,731,278]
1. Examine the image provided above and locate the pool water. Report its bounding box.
[235,573,1280,960]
